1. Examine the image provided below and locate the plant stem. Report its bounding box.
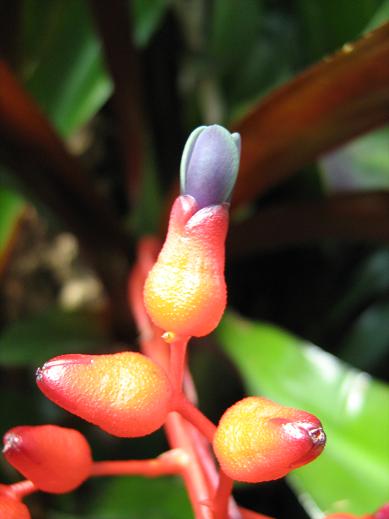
[8,480,37,499]
[169,336,189,394]
[91,452,184,478]
[213,470,234,519]
[175,396,216,442]
[165,412,214,519]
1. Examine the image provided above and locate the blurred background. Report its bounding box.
[0,1,388,518]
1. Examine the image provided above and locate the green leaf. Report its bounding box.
[132,0,169,47]
[321,127,389,192]
[0,308,108,367]
[88,476,193,519]
[217,313,389,516]
[339,300,389,371]
[366,0,389,31]
[0,186,25,266]
[324,249,389,331]
[296,0,383,62]
[22,0,112,137]
[208,0,263,75]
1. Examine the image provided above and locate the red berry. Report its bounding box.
[213,396,326,483]
[0,494,30,519]
[36,352,173,437]
[3,425,92,493]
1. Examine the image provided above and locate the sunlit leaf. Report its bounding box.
[0,308,108,366]
[217,312,389,516]
[22,0,112,137]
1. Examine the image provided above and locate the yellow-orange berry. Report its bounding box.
[36,352,172,437]
[213,396,325,483]
[144,195,228,337]
[3,425,92,493]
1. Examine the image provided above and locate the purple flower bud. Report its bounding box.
[180,125,241,208]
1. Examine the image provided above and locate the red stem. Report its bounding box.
[214,471,234,519]
[7,480,37,499]
[169,337,189,394]
[165,412,214,519]
[175,396,216,443]
[91,452,184,478]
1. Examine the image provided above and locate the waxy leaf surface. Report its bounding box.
[217,313,389,516]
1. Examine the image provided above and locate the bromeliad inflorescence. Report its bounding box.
[0,125,332,519]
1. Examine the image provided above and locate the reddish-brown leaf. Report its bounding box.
[228,191,389,258]
[233,22,389,207]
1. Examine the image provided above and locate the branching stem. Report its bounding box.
[175,396,216,442]
[7,480,37,499]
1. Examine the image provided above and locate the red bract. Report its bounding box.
[36,352,173,437]
[0,494,30,519]
[144,195,229,338]
[2,425,92,493]
[375,504,389,519]
[213,396,326,483]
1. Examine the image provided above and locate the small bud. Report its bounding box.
[213,396,326,483]
[144,195,228,337]
[2,425,92,493]
[36,352,172,438]
[0,494,30,519]
[180,125,241,209]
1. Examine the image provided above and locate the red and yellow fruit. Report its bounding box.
[144,195,228,338]
[213,396,326,483]
[36,352,172,437]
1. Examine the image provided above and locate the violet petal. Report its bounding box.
[180,125,241,208]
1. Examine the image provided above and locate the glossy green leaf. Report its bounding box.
[88,476,193,519]
[22,0,112,137]
[0,186,24,265]
[0,308,108,366]
[217,312,389,516]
